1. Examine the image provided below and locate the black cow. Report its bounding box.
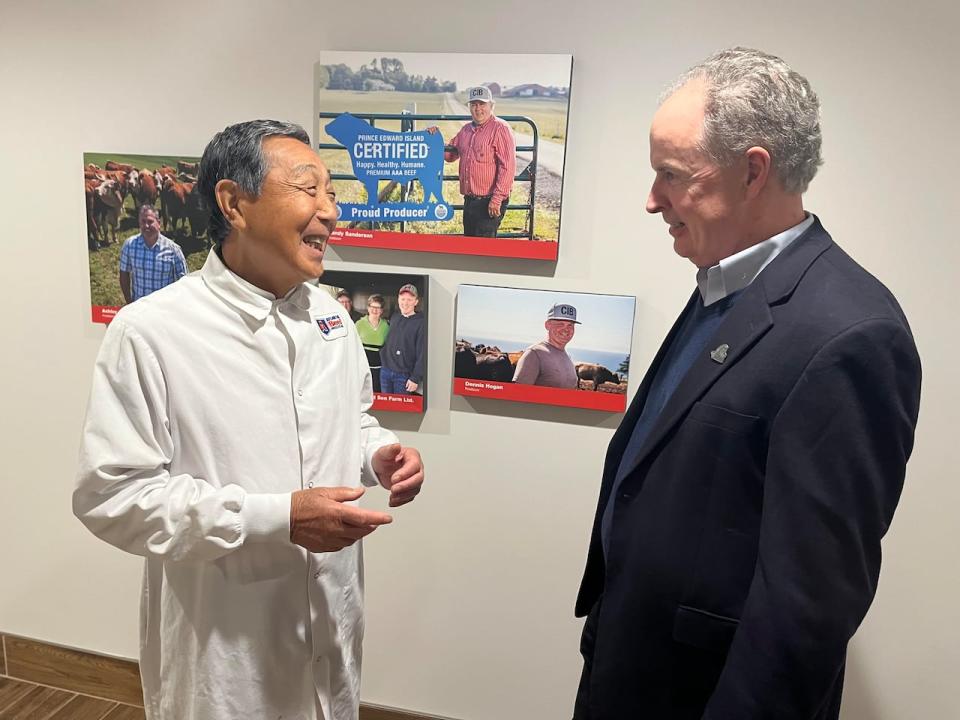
[576,362,620,391]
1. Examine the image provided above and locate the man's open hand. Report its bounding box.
[290,486,392,552]
[372,444,425,507]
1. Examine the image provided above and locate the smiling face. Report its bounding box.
[397,291,418,316]
[233,136,337,295]
[138,206,161,246]
[469,99,493,125]
[366,299,383,323]
[545,319,576,350]
[646,79,750,268]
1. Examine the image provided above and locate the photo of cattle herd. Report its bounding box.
[84,152,207,309]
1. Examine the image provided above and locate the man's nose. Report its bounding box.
[317,191,338,222]
[646,178,666,214]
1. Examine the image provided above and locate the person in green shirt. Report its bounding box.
[356,294,390,392]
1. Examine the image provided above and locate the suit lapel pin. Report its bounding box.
[710,343,730,364]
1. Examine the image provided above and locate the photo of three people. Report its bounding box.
[321,270,428,413]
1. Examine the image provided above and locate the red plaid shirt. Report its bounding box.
[446,116,516,206]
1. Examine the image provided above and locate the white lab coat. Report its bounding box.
[75,250,398,720]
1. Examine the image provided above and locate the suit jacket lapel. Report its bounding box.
[616,286,774,482]
[613,216,835,484]
[597,290,700,509]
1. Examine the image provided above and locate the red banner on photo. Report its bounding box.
[372,393,424,413]
[453,377,626,412]
[92,306,121,324]
[329,228,558,261]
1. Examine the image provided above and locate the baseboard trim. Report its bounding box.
[360,702,461,720]
[1,634,143,706]
[0,632,458,719]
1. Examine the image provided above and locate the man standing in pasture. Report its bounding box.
[118,204,187,304]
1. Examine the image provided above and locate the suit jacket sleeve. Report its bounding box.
[703,318,921,719]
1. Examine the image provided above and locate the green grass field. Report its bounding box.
[318,90,450,138]
[84,152,199,172]
[317,89,569,143]
[455,94,569,142]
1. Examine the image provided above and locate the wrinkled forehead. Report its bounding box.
[262,136,329,181]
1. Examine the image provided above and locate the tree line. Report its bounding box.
[318,57,457,93]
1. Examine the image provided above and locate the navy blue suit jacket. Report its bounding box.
[575,218,921,719]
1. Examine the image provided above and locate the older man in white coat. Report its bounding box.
[75,119,425,720]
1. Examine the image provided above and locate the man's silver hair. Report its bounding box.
[663,47,823,194]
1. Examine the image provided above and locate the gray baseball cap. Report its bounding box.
[546,303,581,324]
[466,86,493,103]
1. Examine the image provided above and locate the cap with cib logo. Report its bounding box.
[466,86,493,103]
[546,303,581,324]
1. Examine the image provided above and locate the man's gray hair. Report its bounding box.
[137,204,159,221]
[664,47,822,194]
[197,120,311,244]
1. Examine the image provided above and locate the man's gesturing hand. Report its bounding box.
[372,444,425,508]
[290,486,392,552]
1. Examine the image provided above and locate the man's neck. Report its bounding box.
[745,204,807,249]
[220,239,296,298]
[707,200,806,267]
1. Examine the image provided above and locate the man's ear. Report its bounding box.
[744,146,771,199]
[215,179,248,233]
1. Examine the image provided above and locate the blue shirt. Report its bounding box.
[119,233,188,302]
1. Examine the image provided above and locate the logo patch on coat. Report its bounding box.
[316,314,345,336]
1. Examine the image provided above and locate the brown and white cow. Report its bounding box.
[160,177,192,234]
[93,179,124,244]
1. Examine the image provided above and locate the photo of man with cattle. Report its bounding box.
[316,51,572,260]
[454,285,635,412]
[321,270,428,414]
[84,152,207,323]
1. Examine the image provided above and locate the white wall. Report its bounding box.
[1,1,957,718]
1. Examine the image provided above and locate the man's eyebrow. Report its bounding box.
[290,163,321,177]
[653,160,684,174]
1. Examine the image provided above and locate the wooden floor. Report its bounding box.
[0,676,144,719]
[0,634,144,720]
[0,632,445,720]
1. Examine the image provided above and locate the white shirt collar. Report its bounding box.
[200,249,312,320]
[696,213,814,306]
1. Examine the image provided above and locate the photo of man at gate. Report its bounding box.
[315,51,573,260]
[430,85,515,238]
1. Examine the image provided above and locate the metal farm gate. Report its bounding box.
[318,110,539,240]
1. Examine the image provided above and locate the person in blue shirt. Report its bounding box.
[119,204,188,304]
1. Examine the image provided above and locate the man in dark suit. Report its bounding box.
[574,47,921,719]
